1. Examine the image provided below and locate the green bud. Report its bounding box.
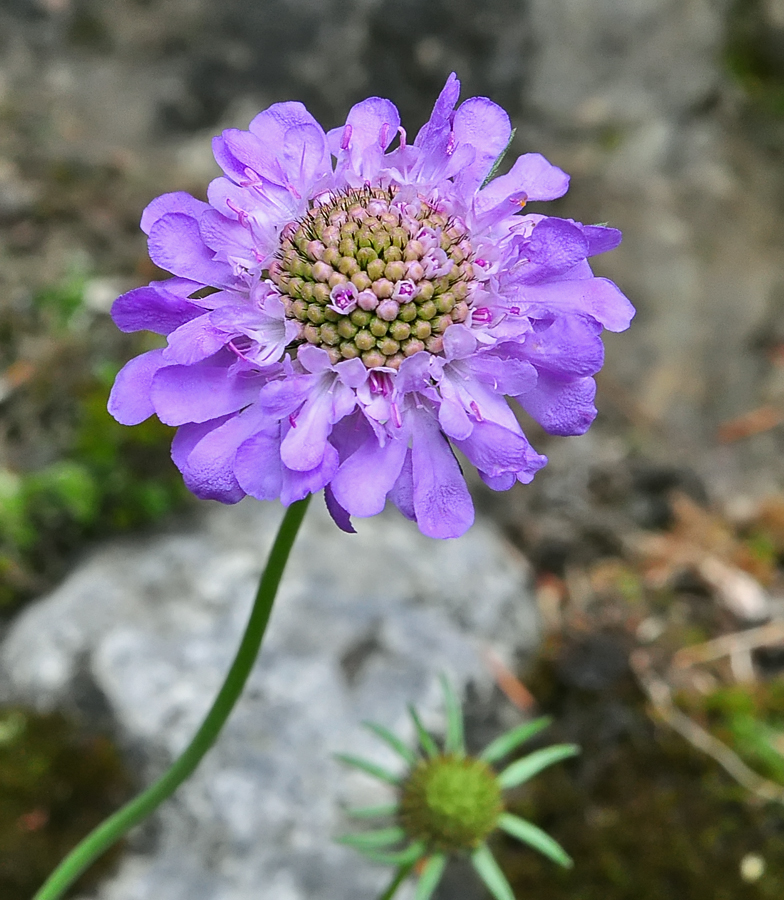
[435,292,455,314]
[369,317,389,337]
[378,337,400,356]
[366,258,386,281]
[398,302,418,322]
[350,271,372,292]
[412,320,432,340]
[390,321,411,342]
[337,319,358,340]
[319,323,341,345]
[354,329,376,351]
[418,300,437,320]
[400,755,502,853]
[356,246,377,267]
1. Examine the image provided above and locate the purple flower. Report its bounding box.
[109,74,634,539]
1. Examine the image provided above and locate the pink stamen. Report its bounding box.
[227,340,252,362]
[391,401,402,428]
[369,371,391,396]
[340,124,353,151]
[470,401,483,421]
[445,131,456,156]
[239,166,265,189]
[510,306,521,315]
[379,122,390,148]
[398,126,407,148]
[472,307,492,324]
[289,414,298,428]
[225,198,250,228]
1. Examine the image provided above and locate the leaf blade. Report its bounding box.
[415,853,448,900]
[471,844,515,900]
[336,826,406,850]
[409,705,439,758]
[480,716,553,764]
[497,812,573,868]
[334,753,402,785]
[440,674,465,755]
[349,841,426,866]
[344,804,400,820]
[480,128,517,189]
[498,744,580,789]
[363,720,417,765]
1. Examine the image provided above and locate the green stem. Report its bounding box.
[377,862,416,900]
[34,496,312,900]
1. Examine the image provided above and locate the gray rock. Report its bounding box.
[0,499,538,900]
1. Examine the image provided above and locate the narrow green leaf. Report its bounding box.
[498,743,580,789]
[334,753,401,785]
[497,813,573,868]
[439,674,465,755]
[480,716,553,764]
[408,705,438,758]
[351,841,426,866]
[336,826,406,849]
[363,721,417,765]
[378,860,418,900]
[471,844,515,900]
[480,128,517,190]
[415,853,448,900]
[345,803,399,820]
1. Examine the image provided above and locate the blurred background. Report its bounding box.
[2,0,784,898]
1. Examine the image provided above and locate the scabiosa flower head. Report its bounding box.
[108,74,634,538]
[336,676,578,900]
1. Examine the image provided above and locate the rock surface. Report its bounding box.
[0,499,538,900]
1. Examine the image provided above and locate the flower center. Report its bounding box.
[268,186,476,369]
[399,754,503,852]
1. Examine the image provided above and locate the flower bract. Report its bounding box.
[336,675,578,900]
[108,73,634,538]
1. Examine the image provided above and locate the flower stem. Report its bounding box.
[377,862,416,900]
[34,496,312,900]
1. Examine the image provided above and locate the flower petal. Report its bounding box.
[331,434,408,517]
[148,213,235,287]
[324,485,357,534]
[151,361,264,426]
[107,349,166,426]
[140,192,210,235]
[279,443,339,505]
[512,277,635,333]
[111,285,203,336]
[454,420,546,479]
[452,96,512,191]
[518,316,604,378]
[178,408,272,503]
[519,374,597,436]
[234,428,284,501]
[410,410,474,539]
[477,153,569,211]
[388,448,415,521]
[163,313,232,365]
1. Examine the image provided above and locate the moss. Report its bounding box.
[725,0,784,118]
[0,706,133,898]
[0,273,191,613]
[497,633,784,899]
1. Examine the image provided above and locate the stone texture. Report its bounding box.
[0,499,538,899]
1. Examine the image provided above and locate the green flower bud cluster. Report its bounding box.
[400,754,503,852]
[268,186,476,369]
